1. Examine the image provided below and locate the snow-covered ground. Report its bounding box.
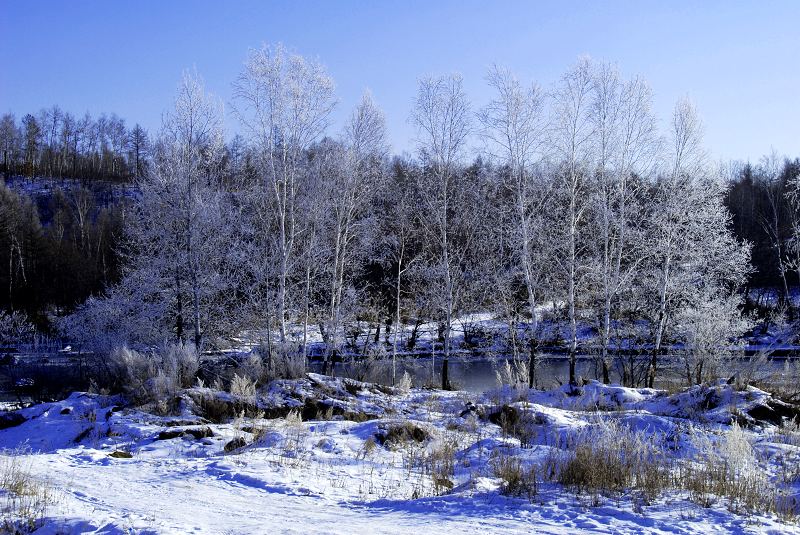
[1,376,799,534]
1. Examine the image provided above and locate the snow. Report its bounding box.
[1,378,799,534]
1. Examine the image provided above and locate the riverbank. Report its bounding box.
[1,375,799,533]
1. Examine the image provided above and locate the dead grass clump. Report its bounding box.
[1,449,58,533]
[678,423,778,516]
[490,452,538,500]
[229,374,257,402]
[548,418,671,505]
[377,421,430,449]
[489,405,542,448]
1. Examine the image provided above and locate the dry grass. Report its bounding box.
[490,452,538,500]
[678,423,784,517]
[1,449,59,533]
[545,417,671,505]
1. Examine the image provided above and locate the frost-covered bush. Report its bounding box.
[495,358,529,389]
[236,353,265,384]
[160,343,199,388]
[0,311,35,348]
[97,343,199,406]
[397,371,413,393]
[254,342,306,381]
[229,373,257,402]
[58,277,169,353]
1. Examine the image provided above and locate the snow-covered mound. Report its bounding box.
[1,376,798,534]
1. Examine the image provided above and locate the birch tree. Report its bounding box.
[233,43,336,342]
[318,93,387,373]
[588,64,659,383]
[644,99,750,387]
[410,74,471,390]
[478,64,550,387]
[549,58,595,386]
[131,70,229,349]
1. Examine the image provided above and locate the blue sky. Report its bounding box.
[1,0,798,162]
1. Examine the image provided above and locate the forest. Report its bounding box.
[1,47,800,394]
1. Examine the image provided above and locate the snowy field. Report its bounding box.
[1,375,799,534]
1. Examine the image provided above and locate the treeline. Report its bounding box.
[0,181,125,327]
[59,48,755,391]
[725,156,800,300]
[0,107,149,181]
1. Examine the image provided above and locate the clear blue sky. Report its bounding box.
[1,0,798,162]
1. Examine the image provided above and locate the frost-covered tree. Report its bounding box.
[643,99,750,387]
[478,64,550,387]
[67,71,240,351]
[587,63,659,383]
[410,73,472,389]
[232,43,336,343]
[549,58,595,386]
[314,93,387,373]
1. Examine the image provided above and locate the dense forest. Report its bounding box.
[2,49,800,390]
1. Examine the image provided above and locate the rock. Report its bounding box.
[748,400,800,426]
[109,450,132,459]
[184,427,214,439]
[156,429,184,440]
[459,402,477,418]
[0,411,26,430]
[156,427,214,440]
[60,407,73,415]
[375,422,430,447]
[224,437,247,452]
[488,405,519,428]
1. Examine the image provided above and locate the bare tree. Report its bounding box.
[588,64,659,383]
[549,58,595,386]
[644,99,750,387]
[319,92,387,373]
[410,73,472,389]
[478,64,549,387]
[233,43,336,343]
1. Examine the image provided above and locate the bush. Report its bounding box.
[96,343,199,407]
[254,342,306,381]
[0,311,35,348]
[230,374,257,402]
[397,371,413,393]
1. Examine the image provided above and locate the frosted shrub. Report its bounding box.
[0,311,35,347]
[397,371,413,393]
[255,343,306,381]
[100,344,199,407]
[237,353,265,384]
[229,374,257,402]
[681,422,775,514]
[160,343,199,388]
[341,349,386,384]
[495,359,529,389]
[105,346,158,402]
